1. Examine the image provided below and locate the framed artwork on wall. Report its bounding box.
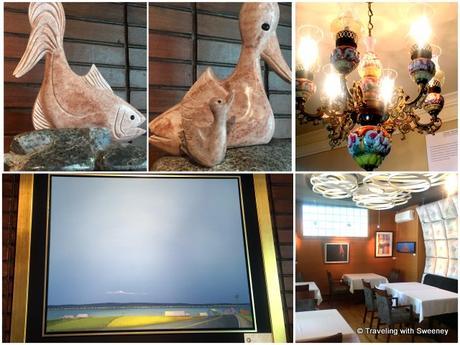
[375,231,394,258]
[324,243,349,264]
[11,174,286,342]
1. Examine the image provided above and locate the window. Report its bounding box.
[302,204,368,237]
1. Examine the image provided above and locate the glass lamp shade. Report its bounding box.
[297,25,324,74]
[380,69,398,106]
[330,11,363,40]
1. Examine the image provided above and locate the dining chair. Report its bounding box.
[362,280,379,328]
[296,284,310,300]
[388,269,401,283]
[298,332,343,343]
[296,298,318,312]
[374,289,415,342]
[326,271,349,305]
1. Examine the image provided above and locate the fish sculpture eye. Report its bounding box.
[217,99,222,104]
[130,115,135,120]
[261,23,270,31]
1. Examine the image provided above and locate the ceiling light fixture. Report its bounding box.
[309,173,449,210]
[297,3,445,171]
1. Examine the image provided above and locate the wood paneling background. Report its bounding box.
[149,2,292,161]
[296,205,397,294]
[3,2,147,151]
[267,174,293,342]
[2,174,20,342]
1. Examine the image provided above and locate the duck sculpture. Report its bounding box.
[149,2,292,164]
[13,2,146,142]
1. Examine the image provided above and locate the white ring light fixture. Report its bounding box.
[310,173,449,210]
[309,174,358,199]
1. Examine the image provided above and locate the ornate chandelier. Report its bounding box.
[296,3,445,171]
[309,173,449,210]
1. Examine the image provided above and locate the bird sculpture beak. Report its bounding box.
[261,32,292,83]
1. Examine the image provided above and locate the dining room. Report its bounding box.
[295,173,458,343]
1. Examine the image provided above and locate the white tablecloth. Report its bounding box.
[295,309,360,342]
[377,282,458,322]
[342,273,389,293]
[295,281,323,305]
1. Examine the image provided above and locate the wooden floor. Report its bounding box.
[318,294,458,343]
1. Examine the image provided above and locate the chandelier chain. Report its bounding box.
[367,2,374,37]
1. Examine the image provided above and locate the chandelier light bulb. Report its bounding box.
[299,37,319,72]
[409,16,432,48]
[297,25,323,73]
[380,69,398,105]
[323,70,343,101]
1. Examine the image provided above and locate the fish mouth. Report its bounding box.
[261,32,292,83]
[113,107,146,141]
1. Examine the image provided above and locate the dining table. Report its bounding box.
[342,273,389,293]
[295,309,360,342]
[295,281,323,305]
[377,282,458,322]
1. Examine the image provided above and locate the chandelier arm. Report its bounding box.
[341,76,353,101]
[410,111,443,135]
[296,99,324,124]
[404,84,428,106]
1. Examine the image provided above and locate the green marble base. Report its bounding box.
[151,138,291,171]
[5,128,147,171]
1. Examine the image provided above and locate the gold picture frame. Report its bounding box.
[11,174,286,342]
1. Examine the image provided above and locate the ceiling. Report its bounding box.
[296,173,452,212]
[296,2,458,135]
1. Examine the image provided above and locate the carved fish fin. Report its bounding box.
[82,65,113,92]
[14,3,65,78]
[32,99,52,130]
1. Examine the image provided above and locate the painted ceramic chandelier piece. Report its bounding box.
[296,3,445,171]
[13,2,146,142]
[149,2,291,166]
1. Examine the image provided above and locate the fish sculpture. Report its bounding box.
[149,2,292,163]
[180,92,235,167]
[13,2,146,142]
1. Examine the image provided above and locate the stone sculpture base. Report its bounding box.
[4,128,147,171]
[151,138,291,171]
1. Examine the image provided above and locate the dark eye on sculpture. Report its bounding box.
[130,115,135,120]
[217,99,222,104]
[261,23,270,31]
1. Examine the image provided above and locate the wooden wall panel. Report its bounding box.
[3,2,147,152]
[2,175,20,342]
[267,174,293,342]
[149,2,292,162]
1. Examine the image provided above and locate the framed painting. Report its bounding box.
[324,243,349,264]
[11,174,286,342]
[375,231,394,258]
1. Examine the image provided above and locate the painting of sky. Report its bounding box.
[47,176,252,306]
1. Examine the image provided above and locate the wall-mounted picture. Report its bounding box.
[45,176,255,335]
[375,231,393,257]
[396,242,416,254]
[324,243,349,264]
